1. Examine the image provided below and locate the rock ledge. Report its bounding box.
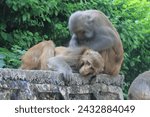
[0,68,124,100]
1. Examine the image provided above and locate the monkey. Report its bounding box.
[20,40,55,70]
[48,47,104,77]
[79,49,104,76]
[128,71,150,100]
[20,40,104,77]
[68,10,124,76]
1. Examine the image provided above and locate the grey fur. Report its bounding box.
[68,10,120,52]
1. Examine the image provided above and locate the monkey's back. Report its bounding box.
[83,10,116,31]
[128,71,150,100]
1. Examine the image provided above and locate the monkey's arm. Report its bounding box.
[69,34,78,47]
[47,56,73,81]
[89,35,115,51]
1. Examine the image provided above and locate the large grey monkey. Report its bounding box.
[68,10,124,76]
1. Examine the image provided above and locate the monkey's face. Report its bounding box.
[69,12,94,40]
[72,23,94,41]
[79,49,104,77]
[75,30,94,41]
[79,60,95,76]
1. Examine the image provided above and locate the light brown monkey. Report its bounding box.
[20,40,104,77]
[128,71,150,100]
[68,10,124,76]
[20,40,55,70]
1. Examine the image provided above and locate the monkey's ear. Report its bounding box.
[83,49,90,55]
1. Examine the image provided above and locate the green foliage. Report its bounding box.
[0,0,149,96]
[0,46,24,68]
[12,30,47,48]
[112,0,150,83]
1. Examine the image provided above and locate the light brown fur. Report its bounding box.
[100,48,123,76]
[20,40,104,77]
[79,49,104,76]
[55,46,69,56]
[20,40,55,70]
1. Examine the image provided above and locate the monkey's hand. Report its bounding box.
[60,70,73,83]
[47,56,73,82]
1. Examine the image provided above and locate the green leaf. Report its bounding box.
[12,5,18,11]
[0,31,7,41]
[22,15,27,21]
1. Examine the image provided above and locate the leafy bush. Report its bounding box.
[112,0,150,81]
[0,0,149,95]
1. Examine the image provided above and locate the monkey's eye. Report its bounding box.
[76,30,85,35]
[91,67,95,71]
[79,30,85,34]
[86,61,91,66]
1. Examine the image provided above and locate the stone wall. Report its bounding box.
[0,68,124,100]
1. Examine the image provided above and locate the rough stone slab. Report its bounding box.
[0,68,124,100]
